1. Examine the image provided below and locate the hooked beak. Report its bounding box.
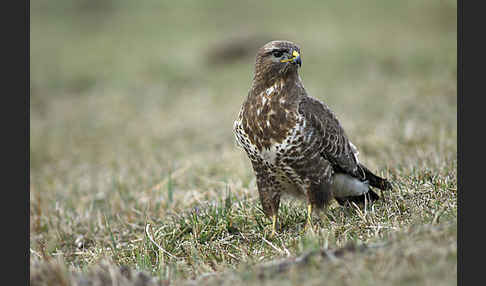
[292,50,302,67]
[280,50,301,67]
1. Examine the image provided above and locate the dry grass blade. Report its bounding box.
[145,224,178,259]
[262,236,287,256]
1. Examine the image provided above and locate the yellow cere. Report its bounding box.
[280,50,300,63]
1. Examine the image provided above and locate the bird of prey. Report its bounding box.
[233,40,392,235]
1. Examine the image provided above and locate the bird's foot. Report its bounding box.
[269,214,278,238]
[303,204,316,234]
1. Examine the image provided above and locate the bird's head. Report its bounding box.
[254,40,302,83]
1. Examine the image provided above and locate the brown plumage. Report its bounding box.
[233,40,392,234]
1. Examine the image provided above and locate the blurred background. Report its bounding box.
[30,0,457,214]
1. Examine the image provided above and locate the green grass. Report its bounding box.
[30,0,457,285]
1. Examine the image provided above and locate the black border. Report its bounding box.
[27,0,31,282]
[459,0,486,285]
[457,0,462,284]
[5,0,29,284]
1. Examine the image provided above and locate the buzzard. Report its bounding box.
[233,40,392,235]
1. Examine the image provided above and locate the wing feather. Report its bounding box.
[298,97,364,179]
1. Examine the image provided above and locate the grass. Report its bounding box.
[30,0,457,285]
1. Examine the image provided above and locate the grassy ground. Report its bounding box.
[30,0,457,285]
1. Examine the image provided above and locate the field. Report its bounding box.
[30,0,457,285]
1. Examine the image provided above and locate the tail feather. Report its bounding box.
[360,164,392,191]
[335,165,392,207]
[335,189,380,206]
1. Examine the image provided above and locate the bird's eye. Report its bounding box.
[273,51,283,58]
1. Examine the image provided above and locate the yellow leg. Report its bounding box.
[307,204,313,225]
[270,214,278,237]
[304,204,314,232]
